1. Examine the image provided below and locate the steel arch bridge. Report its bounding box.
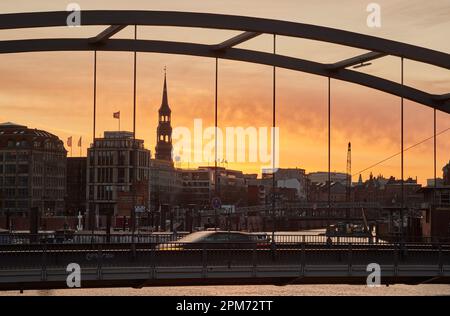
[0,10,449,112]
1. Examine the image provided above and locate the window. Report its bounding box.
[5,165,16,174]
[442,192,450,205]
[5,188,15,197]
[18,177,28,186]
[118,151,126,165]
[5,177,16,186]
[5,200,15,208]
[5,152,16,161]
[16,200,28,209]
[18,165,29,174]
[118,168,125,183]
[88,186,94,200]
[18,152,28,161]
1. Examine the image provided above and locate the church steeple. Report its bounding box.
[155,68,173,161]
[160,68,171,114]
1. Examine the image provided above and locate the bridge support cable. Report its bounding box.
[131,25,138,238]
[271,34,276,244]
[214,57,219,230]
[90,50,98,237]
[400,57,405,239]
[328,77,332,211]
[434,109,437,205]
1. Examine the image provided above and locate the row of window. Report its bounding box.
[0,152,29,162]
[0,164,29,174]
[0,163,65,176]
[1,188,29,197]
[1,200,29,209]
[0,176,29,187]
[158,135,171,142]
[88,185,131,201]
[89,150,150,167]
[0,151,65,162]
[183,188,210,193]
[88,167,150,184]
[160,115,170,122]
[183,181,210,187]
[3,139,64,150]
[31,176,65,187]
[94,140,145,149]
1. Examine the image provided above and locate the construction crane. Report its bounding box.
[346,142,352,204]
[325,142,371,238]
[347,142,369,233]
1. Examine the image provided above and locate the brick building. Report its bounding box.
[0,122,66,217]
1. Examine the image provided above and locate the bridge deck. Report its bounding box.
[0,243,449,290]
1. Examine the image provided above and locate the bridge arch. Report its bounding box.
[0,11,449,112]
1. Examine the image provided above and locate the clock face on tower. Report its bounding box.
[155,71,173,162]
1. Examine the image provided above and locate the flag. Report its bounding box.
[77,137,82,147]
[113,111,120,119]
[67,136,72,147]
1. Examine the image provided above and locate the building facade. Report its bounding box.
[444,161,450,186]
[66,157,87,216]
[150,158,182,211]
[86,131,150,228]
[179,168,215,207]
[0,122,66,216]
[308,171,348,186]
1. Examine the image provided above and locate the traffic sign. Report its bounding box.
[211,197,221,209]
[134,206,146,213]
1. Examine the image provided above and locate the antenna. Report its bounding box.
[346,142,352,202]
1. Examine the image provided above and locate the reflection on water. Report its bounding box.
[36,290,55,296]
[2,285,450,296]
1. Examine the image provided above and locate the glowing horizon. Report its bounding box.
[0,0,449,185]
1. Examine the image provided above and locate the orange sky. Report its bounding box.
[0,0,449,184]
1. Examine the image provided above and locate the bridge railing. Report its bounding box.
[1,240,449,272]
[1,231,450,246]
[0,232,189,245]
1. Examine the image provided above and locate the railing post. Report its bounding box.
[202,244,207,278]
[97,244,103,280]
[41,243,47,281]
[394,243,399,277]
[271,239,277,262]
[348,243,353,276]
[438,244,443,276]
[300,242,305,277]
[150,241,156,279]
[252,243,257,277]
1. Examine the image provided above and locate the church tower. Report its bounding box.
[155,69,173,161]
